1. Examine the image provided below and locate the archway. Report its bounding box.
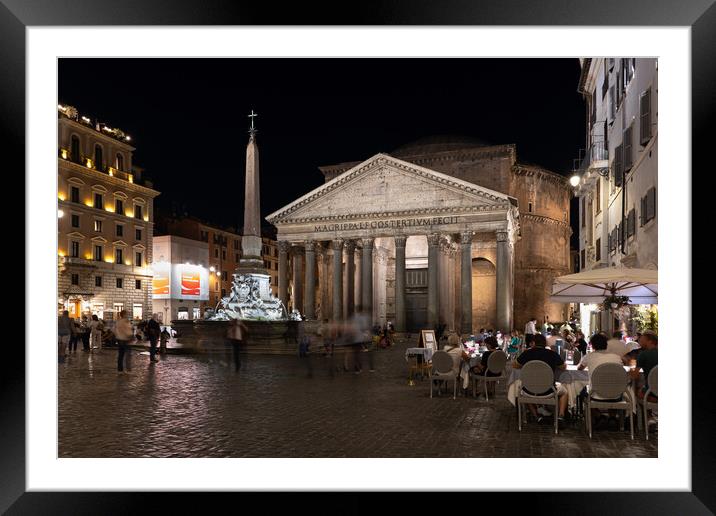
[472,257,496,331]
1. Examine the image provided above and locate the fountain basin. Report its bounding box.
[172,319,302,355]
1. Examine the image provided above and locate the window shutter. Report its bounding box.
[646,187,656,222]
[627,209,636,237]
[623,125,633,172]
[596,238,602,261]
[640,88,652,145]
[609,86,616,121]
[640,196,646,226]
[614,143,624,187]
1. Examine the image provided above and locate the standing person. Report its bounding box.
[89,314,103,351]
[160,327,170,355]
[227,318,248,372]
[114,310,135,374]
[80,315,91,352]
[524,317,537,348]
[58,310,72,363]
[68,317,80,353]
[146,314,161,363]
[542,316,552,337]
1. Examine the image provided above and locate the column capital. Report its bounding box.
[304,240,317,253]
[278,240,291,253]
[344,240,356,253]
[427,233,441,247]
[496,230,510,243]
[394,235,407,248]
[460,230,474,246]
[331,239,344,251]
[361,238,374,249]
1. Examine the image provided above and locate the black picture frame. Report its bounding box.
[3,0,711,512]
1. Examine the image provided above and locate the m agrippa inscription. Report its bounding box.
[314,216,460,233]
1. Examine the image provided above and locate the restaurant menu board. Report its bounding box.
[419,330,437,353]
[181,271,201,296]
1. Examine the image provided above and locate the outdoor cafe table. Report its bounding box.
[506,364,638,413]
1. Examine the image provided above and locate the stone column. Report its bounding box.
[355,248,363,313]
[394,235,407,332]
[427,233,440,328]
[460,230,473,335]
[292,245,303,313]
[496,230,514,332]
[304,241,316,320]
[331,240,343,321]
[344,240,356,318]
[278,240,290,309]
[361,238,374,319]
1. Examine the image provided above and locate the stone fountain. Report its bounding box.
[172,113,302,354]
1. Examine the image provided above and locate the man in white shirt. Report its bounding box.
[606,331,628,363]
[524,317,537,347]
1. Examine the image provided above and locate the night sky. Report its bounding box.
[58,58,585,243]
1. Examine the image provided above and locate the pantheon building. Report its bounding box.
[266,136,571,333]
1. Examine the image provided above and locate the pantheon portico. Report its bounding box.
[266,153,520,333]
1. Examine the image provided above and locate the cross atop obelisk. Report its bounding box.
[248,110,258,135]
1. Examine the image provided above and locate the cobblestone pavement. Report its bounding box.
[58,341,658,458]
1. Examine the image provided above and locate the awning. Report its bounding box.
[550,267,657,305]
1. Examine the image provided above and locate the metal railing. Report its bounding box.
[573,138,609,174]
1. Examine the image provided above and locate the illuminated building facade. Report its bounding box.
[57,104,160,321]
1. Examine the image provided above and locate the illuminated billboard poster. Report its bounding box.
[181,271,201,296]
[151,261,171,299]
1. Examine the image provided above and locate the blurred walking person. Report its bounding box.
[115,310,134,374]
[160,327,170,354]
[80,315,91,352]
[146,314,161,363]
[89,314,103,351]
[58,310,72,363]
[227,318,248,372]
[68,317,80,353]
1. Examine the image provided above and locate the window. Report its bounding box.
[134,205,143,219]
[115,199,123,214]
[613,143,624,188]
[94,219,103,232]
[132,303,143,320]
[116,224,123,237]
[71,186,80,203]
[601,60,609,99]
[581,198,586,228]
[70,241,80,258]
[221,288,226,297]
[222,249,226,260]
[200,231,208,242]
[71,273,79,285]
[580,249,585,270]
[193,307,201,320]
[608,85,616,121]
[528,202,533,213]
[94,193,104,210]
[71,135,80,163]
[71,214,80,228]
[116,153,124,170]
[642,187,656,224]
[214,248,219,258]
[623,124,633,173]
[95,276,102,287]
[590,89,596,127]
[595,179,601,213]
[94,145,103,171]
[222,271,227,282]
[135,251,142,267]
[113,303,124,315]
[234,240,239,250]
[235,253,239,262]
[135,228,142,240]
[596,238,602,261]
[135,279,142,290]
[627,209,636,237]
[177,308,189,320]
[116,277,123,289]
[640,87,652,145]
[94,245,103,261]
[115,248,123,264]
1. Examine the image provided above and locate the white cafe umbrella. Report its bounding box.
[550,267,658,305]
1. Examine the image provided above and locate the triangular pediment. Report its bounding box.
[267,154,515,224]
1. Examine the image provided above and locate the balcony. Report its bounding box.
[574,139,609,174]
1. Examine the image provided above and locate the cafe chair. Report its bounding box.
[517,361,560,435]
[470,350,508,401]
[429,350,458,400]
[585,362,633,440]
[639,366,658,440]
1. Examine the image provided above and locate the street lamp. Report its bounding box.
[569,173,581,188]
[58,209,64,218]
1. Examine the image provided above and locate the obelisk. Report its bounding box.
[235,110,271,296]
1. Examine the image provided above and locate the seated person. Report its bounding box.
[574,331,588,355]
[545,328,561,350]
[471,336,501,377]
[507,330,521,355]
[606,331,629,363]
[630,330,658,402]
[578,333,626,425]
[443,333,470,389]
[512,333,569,423]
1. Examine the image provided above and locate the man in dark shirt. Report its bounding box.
[512,333,569,422]
[631,331,658,399]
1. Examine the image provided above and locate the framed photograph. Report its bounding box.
[5,0,711,511]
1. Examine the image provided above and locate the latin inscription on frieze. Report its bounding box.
[314,216,459,233]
